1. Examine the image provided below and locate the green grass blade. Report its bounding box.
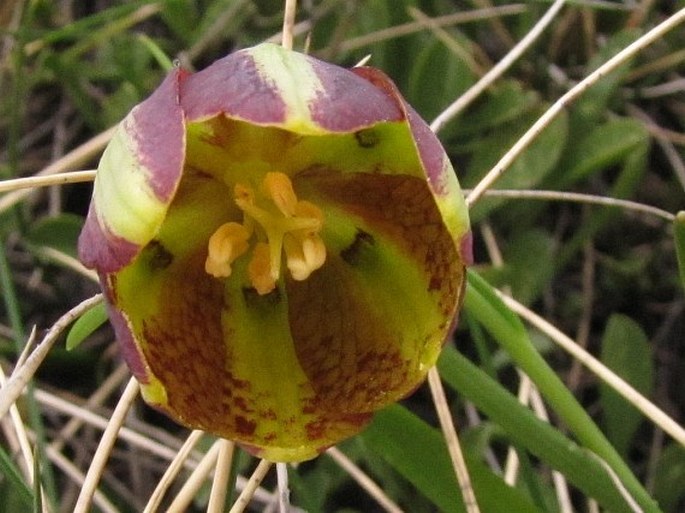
[0,444,34,509]
[66,300,107,351]
[463,270,661,513]
[361,405,543,513]
[438,345,643,513]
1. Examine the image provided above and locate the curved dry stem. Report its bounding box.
[0,364,44,508]
[74,377,140,513]
[208,440,235,513]
[282,0,297,50]
[466,8,685,208]
[229,459,273,513]
[465,188,676,222]
[0,126,113,215]
[50,364,129,453]
[428,367,481,513]
[43,444,119,513]
[144,430,205,513]
[430,0,567,132]
[0,293,103,420]
[167,440,222,513]
[338,5,526,54]
[0,170,96,193]
[499,292,685,447]
[326,447,403,513]
[276,462,291,513]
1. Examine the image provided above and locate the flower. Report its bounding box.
[78,43,472,462]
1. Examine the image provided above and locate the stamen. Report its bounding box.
[205,172,327,294]
[263,172,297,217]
[205,222,250,278]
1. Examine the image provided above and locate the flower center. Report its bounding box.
[204,172,326,295]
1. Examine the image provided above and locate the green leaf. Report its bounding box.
[66,300,107,351]
[361,405,542,513]
[674,211,685,292]
[453,80,538,138]
[407,38,475,121]
[25,214,83,260]
[467,107,568,222]
[463,270,662,513]
[560,117,649,187]
[653,443,685,513]
[0,445,33,510]
[438,346,650,513]
[599,314,654,457]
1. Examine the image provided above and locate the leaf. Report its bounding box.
[438,346,649,513]
[502,229,555,305]
[599,314,654,457]
[66,300,108,351]
[0,445,33,510]
[652,443,685,513]
[463,270,662,513]
[407,37,475,121]
[560,117,649,187]
[674,211,685,292]
[453,80,539,138]
[25,214,84,260]
[361,404,542,513]
[467,106,568,222]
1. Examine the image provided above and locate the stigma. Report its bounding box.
[205,172,326,294]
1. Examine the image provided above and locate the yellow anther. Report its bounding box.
[284,232,326,281]
[205,222,250,278]
[205,172,327,294]
[263,171,297,217]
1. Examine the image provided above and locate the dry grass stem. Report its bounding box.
[408,7,485,76]
[50,364,130,453]
[466,188,676,222]
[43,444,119,513]
[74,377,140,513]
[428,367,480,513]
[0,293,103,420]
[499,292,685,447]
[338,5,525,54]
[528,381,573,513]
[430,0,567,132]
[0,126,114,214]
[167,440,222,513]
[34,387,189,463]
[282,0,298,50]
[0,365,43,507]
[465,7,685,208]
[207,440,235,513]
[276,462,290,513]
[326,447,403,513]
[229,459,273,513]
[34,246,99,282]
[590,454,643,513]
[0,170,96,193]
[144,430,205,513]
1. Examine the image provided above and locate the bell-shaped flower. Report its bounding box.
[78,43,472,462]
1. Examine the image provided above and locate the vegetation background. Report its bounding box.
[0,0,684,512]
